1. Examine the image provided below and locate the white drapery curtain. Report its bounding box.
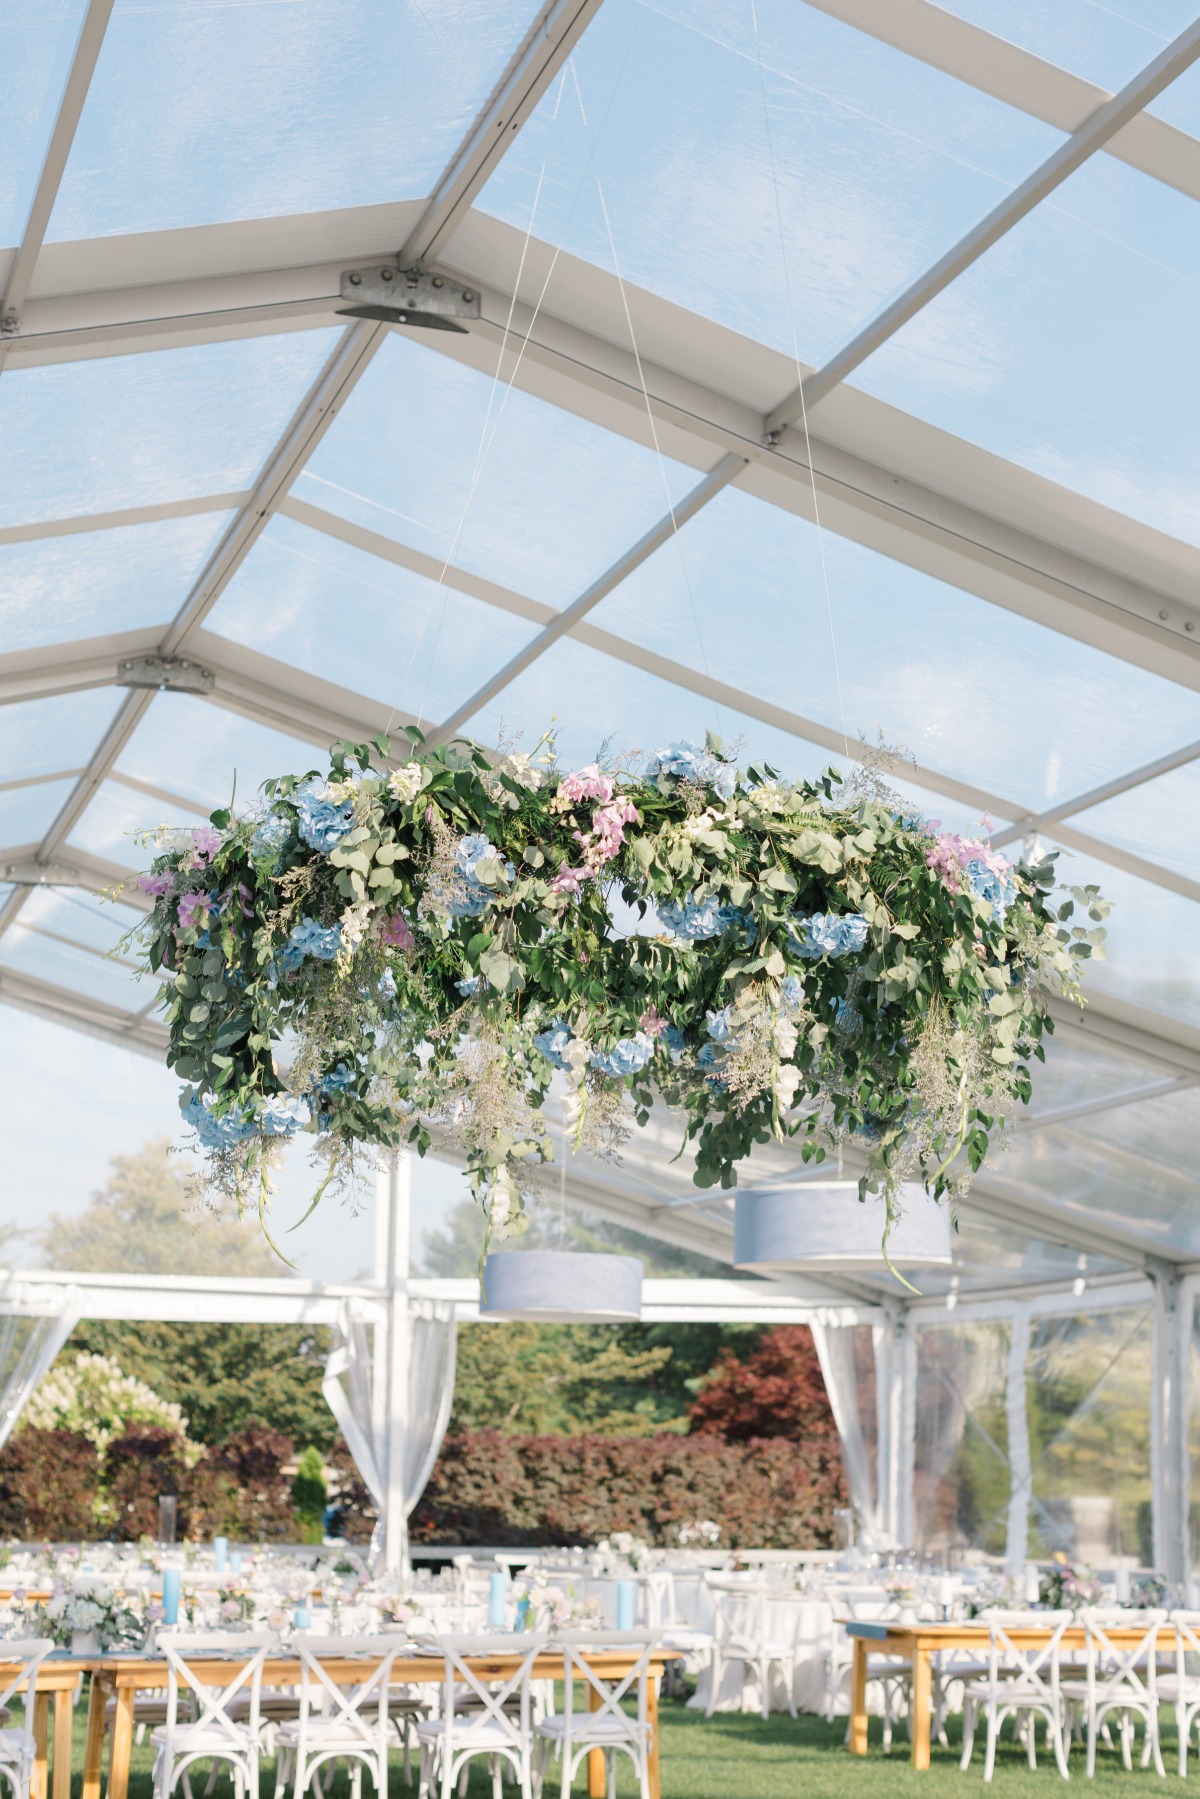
[322,1297,457,1522]
[811,1318,886,1548]
[0,1285,82,1454]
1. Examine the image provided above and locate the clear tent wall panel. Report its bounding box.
[913,1319,1011,1561]
[0,333,342,530]
[205,513,542,728]
[0,513,238,655]
[855,155,1200,546]
[1024,1306,1153,1567]
[294,330,699,609]
[478,0,1063,363]
[42,0,544,240]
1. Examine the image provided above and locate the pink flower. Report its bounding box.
[138,870,176,898]
[176,891,212,930]
[640,1006,668,1037]
[376,911,414,951]
[550,863,588,896]
[190,826,222,863]
[552,764,614,810]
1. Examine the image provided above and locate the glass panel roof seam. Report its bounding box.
[0,494,247,548]
[13,918,139,971]
[0,769,86,796]
[1051,822,1200,907]
[0,0,115,333]
[992,735,1200,847]
[802,0,1200,207]
[1014,1074,1197,1134]
[764,14,1200,433]
[0,965,166,1057]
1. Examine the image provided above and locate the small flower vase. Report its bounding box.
[70,1629,102,1656]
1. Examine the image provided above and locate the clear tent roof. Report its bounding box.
[1,0,1198,1302]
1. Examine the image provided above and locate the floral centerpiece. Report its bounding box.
[130,730,1106,1266]
[36,1579,145,1652]
[516,1577,602,1630]
[1039,1557,1104,1611]
[593,1532,651,1573]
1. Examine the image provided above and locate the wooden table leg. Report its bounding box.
[81,1674,109,1799]
[52,1689,74,1799]
[108,1686,136,1799]
[910,1644,933,1771]
[587,1681,604,1798]
[647,1675,661,1799]
[32,1692,49,1799]
[848,1637,868,1756]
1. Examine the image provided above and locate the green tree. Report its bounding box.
[419,1195,729,1280]
[450,1323,676,1436]
[291,1445,328,1542]
[67,1319,335,1451]
[39,1138,277,1276]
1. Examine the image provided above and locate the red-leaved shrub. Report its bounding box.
[0,1428,99,1539]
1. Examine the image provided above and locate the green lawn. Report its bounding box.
[42,1689,1190,1798]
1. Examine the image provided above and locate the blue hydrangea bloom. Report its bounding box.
[965,856,1016,924]
[314,1063,355,1094]
[660,1024,685,1054]
[658,895,752,942]
[251,813,291,860]
[789,911,869,959]
[449,834,515,918]
[780,975,805,1013]
[589,1033,655,1078]
[378,968,397,1001]
[535,1023,573,1069]
[180,1093,256,1149]
[278,916,341,973]
[705,1005,734,1043]
[645,741,737,800]
[259,1093,312,1137]
[295,779,355,853]
[455,974,483,997]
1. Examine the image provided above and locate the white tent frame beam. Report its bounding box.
[801,0,1200,205]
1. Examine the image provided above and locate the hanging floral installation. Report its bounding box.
[131,731,1107,1263]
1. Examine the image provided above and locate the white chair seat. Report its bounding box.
[275,1720,370,1749]
[535,1715,649,1744]
[414,1715,511,1745]
[1153,1674,1200,1701]
[150,1724,242,1754]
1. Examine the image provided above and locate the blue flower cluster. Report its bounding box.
[259,1093,312,1137]
[250,813,291,860]
[449,833,514,918]
[180,1093,256,1149]
[645,740,736,801]
[705,1005,734,1043]
[780,975,805,1013]
[295,779,355,854]
[278,916,341,974]
[657,894,751,942]
[589,1033,655,1078]
[965,856,1016,925]
[313,1063,355,1096]
[534,1022,573,1069]
[455,974,483,997]
[789,911,869,960]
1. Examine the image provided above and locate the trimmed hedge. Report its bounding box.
[0,1427,99,1540]
[410,1429,846,1548]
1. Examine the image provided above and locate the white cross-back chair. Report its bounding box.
[152,1632,273,1799]
[533,1631,655,1799]
[415,1633,546,1799]
[642,1571,712,1664]
[704,1578,799,1722]
[272,1634,409,1799]
[1160,1610,1200,1775]
[0,1639,52,1799]
[1061,1607,1166,1778]
[960,1610,1072,1782]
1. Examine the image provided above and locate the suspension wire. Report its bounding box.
[400,23,646,735]
[748,0,850,763]
[596,176,723,736]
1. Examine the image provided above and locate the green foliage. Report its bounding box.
[412,1429,846,1549]
[134,733,1104,1262]
[69,1318,334,1451]
[450,1323,675,1437]
[39,1138,278,1276]
[291,1445,327,1543]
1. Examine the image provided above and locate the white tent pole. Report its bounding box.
[1004,1306,1033,1574]
[894,1311,917,1550]
[1150,1264,1187,1586]
[382,1149,411,1577]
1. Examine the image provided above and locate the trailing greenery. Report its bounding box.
[131,730,1106,1260]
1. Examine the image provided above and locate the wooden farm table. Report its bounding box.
[0,1652,87,1799]
[83,1648,671,1799]
[845,1619,1180,1771]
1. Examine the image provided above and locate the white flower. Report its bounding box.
[773,1065,802,1109]
[388,763,424,804]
